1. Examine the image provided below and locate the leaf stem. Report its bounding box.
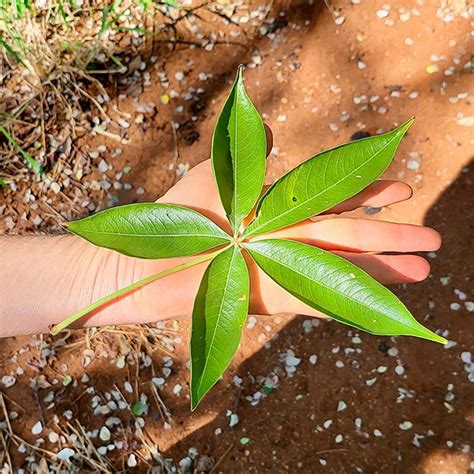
[50,246,230,335]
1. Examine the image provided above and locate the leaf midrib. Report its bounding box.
[249,244,422,333]
[246,130,402,236]
[72,228,230,240]
[196,247,237,395]
[231,86,239,232]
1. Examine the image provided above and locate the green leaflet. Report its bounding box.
[191,246,249,409]
[211,65,266,235]
[244,239,446,344]
[243,119,414,237]
[68,203,231,259]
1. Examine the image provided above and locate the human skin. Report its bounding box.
[0,132,441,337]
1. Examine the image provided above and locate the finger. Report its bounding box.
[333,252,431,284]
[250,252,431,319]
[265,217,442,253]
[322,180,413,215]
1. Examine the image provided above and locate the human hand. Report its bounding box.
[0,128,441,337]
[110,126,440,325]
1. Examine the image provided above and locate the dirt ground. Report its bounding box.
[1,1,473,472]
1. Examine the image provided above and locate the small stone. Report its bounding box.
[395,365,405,376]
[229,413,239,427]
[337,400,347,412]
[335,434,343,443]
[399,421,413,431]
[387,347,399,357]
[465,302,474,312]
[407,159,420,170]
[450,303,461,311]
[117,118,130,129]
[323,419,333,429]
[277,114,287,122]
[152,377,165,387]
[373,429,383,437]
[98,159,109,173]
[2,375,16,388]
[50,182,61,194]
[173,384,182,396]
[99,426,111,442]
[376,9,389,19]
[127,454,137,467]
[175,71,185,81]
[309,355,318,365]
[48,432,59,443]
[57,448,75,461]
[32,421,43,435]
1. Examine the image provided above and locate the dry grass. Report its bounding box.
[0,0,236,184]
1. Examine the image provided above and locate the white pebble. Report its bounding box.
[229,413,239,427]
[57,448,75,461]
[127,454,137,467]
[388,347,399,357]
[173,384,182,396]
[450,303,461,311]
[32,421,43,435]
[395,365,405,376]
[117,118,130,129]
[99,426,111,442]
[309,355,318,365]
[407,159,420,170]
[2,375,16,388]
[400,421,413,430]
[337,400,347,412]
[98,159,109,173]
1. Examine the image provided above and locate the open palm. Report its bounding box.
[155,153,440,319]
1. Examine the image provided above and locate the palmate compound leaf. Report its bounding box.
[244,239,446,344]
[211,65,266,235]
[191,246,249,409]
[67,203,231,259]
[243,118,414,238]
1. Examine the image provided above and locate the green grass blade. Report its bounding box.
[0,124,44,175]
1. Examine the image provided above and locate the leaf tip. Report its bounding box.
[415,325,447,345]
[190,390,203,411]
[398,116,415,135]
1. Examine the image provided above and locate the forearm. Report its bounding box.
[0,235,203,337]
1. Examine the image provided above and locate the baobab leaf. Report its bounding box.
[68,203,231,259]
[191,246,249,409]
[211,65,266,234]
[243,119,414,237]
[245,238,446,344]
